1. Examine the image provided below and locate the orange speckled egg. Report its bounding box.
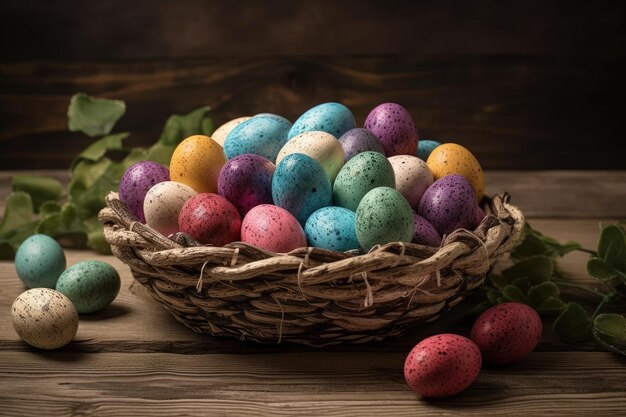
[426,143,484,201]
[170,135,226,193]
[211,116,251,147]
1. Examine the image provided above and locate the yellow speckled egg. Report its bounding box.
[275,131,344,183]
[211,116,251,147]
[170,135,226,193]
[426,143,484,201]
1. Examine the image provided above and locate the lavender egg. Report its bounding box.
[412,212,442,247]
[217,154,276,217]
[119,161,170,222]
[418,174,479,236]
[364,103,419,156]
[339,128,385,161]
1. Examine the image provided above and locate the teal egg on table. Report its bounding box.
[55,260,121,314]
[15,234,66,289]
[305,206,359,252]
[224,115,291,161]
[356,187,413,251]
[288,102,356,140]
[417,139,441,161]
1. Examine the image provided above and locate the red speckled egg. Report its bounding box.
[241,204,306,253]
[178,193,241,246]
[404,334,482,398]
[470,303,542,365]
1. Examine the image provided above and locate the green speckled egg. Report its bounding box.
[356,187,413,251]
[15,234,66,289]
[55,260,121,314]
[333,151,395,211]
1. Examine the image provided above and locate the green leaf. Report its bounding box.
[157,106,214,146]
[68,93,126,137]
[511,277,531,294]
[502,255,553,286]
[39,201,62,219]
[502,285,528,303]
[84,216,111,254]
[593,314,626,356]
[554,302,592,343]
[528,282,560,309]
[512,223,582,259]
[69,132,129,169]
[587,257,619,281]
[145,143,176,166]
[488,273,507,289]
[536,296,567,316]
[12,175,63,212]
[486,288,500,305]
[36,203,87,248]
[0,192,38,259]
[598,225,626,270]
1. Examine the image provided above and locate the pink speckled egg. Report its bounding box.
[241,204,306,253]
[119,161,169,222]
[217,154,276,217]
[363,103,419,156]
[178,193,241,246]
[412,213,442,247]
[388,155,433,209]
[404,334,482,398]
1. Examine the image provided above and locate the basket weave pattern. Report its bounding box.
[100,192,523,346]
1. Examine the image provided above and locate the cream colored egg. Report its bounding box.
[211,116,251,147]
[144,181,197,236]
[11,288,79,350]
[388,155,433,209]
[275,131,344,183]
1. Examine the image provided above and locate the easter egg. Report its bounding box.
[426,143,484,202]
[224,115,291,161]
[15,234,66,289]
[178,193,241,246]
[170,135,226,193]
[339,128,385,161]
[333,151,395,212]
[241,204,307,253]
[304,206,359,252]
[473,206,486,227]
[276,131,344,183]
[364,103,419,156]
[388,155,433,209]
[119,161,169,222]
[355,187,413,251]
[272,153,332,225]
[144,181,197,236]
[254,113,292,125]
[417,139,441,161]
[412,213,442,247]
[211,116,252,147]
[288,102,356,140]
[55,260,121,314]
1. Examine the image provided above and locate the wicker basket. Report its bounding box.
[99,191,523,346]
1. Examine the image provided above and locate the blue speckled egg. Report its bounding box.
[333,151,395,211]
[272,153,332,225]
[288,102,356,140]
[15,234,66,289]
[119,161,170,222]
[305,206,359,252]
[364,103,419,156]
[356,187,413,251]
[417,139,441,161]
[55,260,120,314]
[412,212,442,247]
[255,113,292,125]
[224,115,291,161]
[339,128,385,161]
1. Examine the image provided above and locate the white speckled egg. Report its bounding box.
[11,288,79,349]
[143,181,197,236]
[388,155,434,210]
[211,116,252,147]
[275,131,344,183]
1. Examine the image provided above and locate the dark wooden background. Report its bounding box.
[1,0,625,170]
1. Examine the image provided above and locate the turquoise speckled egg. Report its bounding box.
[288,102,356,140]
[417,139,441,161]
[224,115,291,161]
[15,234,66,289]
[356,187,413,251]
[305,206,359,252]
[55,260,121,314]
[333,151,396,211]
[272,153,332,225]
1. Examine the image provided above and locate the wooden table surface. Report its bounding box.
[1,170,626,416]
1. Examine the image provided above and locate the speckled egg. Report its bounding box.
[287,102,356,140]
[276,131,344,183]
[241,204,307,253]
[333,151,395,212]
[473,206,486,228]
[55,260,120,314]
[272,153,332,225]
[418,174,479,236]
[144,181,197,236]
[426,143,484,202]
[178,193,241,246]
[211,116,252,147]
[224,115,291,161]
[11,288,79,349]
[169,135,226,193]
[355,187,413,251]
[119,161,170,222]
[217,154,276,217]
[339,128,385,161]
[388,155,433,210]
[254,113,292,125]
[304,206,359,252]
[15,234,66,289]
[417,139,441,161]
[363,103,419,156]
[412,213,442,247]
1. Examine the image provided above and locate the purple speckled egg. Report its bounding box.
[339,128,385,161]
[363,103,419,156]
[119,161,169,222]
[217,154,276,217]
[412,212,442,247]
[418,174,479,236]
[473,206,486,228]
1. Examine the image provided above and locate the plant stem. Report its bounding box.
[575,248,598,256]
[553,280,607,298]
[592,292,619,319]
